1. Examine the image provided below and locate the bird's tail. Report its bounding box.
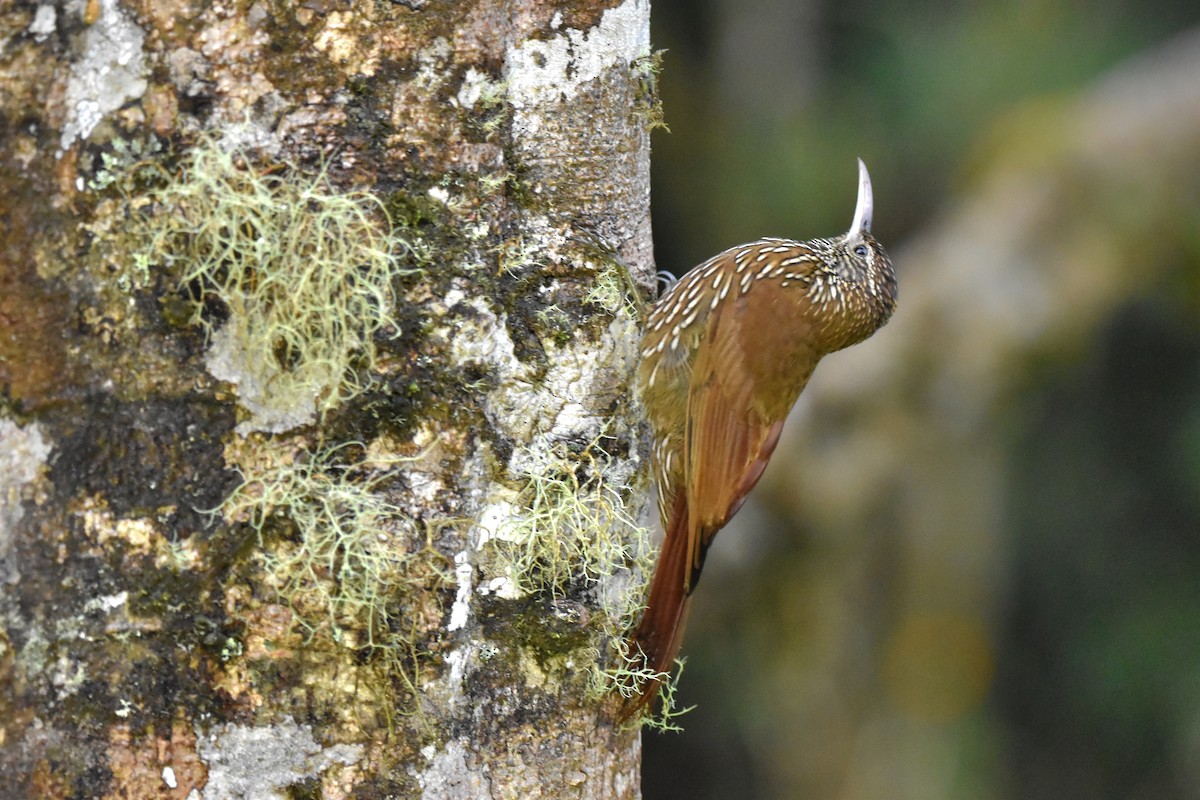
[619,493,695,721]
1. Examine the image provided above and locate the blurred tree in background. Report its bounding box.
[642,1,1200,798]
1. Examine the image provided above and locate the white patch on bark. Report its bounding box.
[489,308,637,444]
[441,270,636,446]
[196,718,362,800]
[444,647,470,704]
[0,420,52,585]
[58,0,148,151]
[83,591,128,614]
[421,642,475,715]
[472,496,523,599]
[478,575,517,599]
[29,5,56,42]
[416,739,490,798]
[204,319,321,435]
[454,67,492,108]
[504,0,651,137]
[406,470,444,505]
[442,294,514,368]
[447,551,473,631]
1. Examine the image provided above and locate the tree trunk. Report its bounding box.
[0,1,656,797]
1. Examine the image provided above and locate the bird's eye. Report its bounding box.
[853,245,869,257]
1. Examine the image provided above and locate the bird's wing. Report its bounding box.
[682,306,787,591]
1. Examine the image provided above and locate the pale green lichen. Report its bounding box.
[589,642,693,732]
[631,49,669,133]
[220,442,444,653]
[481,432,692,726]
[136,136,420,427]
[584,263,643,319]
[488,435,650,607]
[495,235,548,277]
[87,135,164,196]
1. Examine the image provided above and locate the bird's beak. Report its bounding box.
[849,158,873,238]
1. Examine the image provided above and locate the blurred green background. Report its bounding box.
[640,1,1200,798]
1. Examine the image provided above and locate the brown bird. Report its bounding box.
[624,159,897,717]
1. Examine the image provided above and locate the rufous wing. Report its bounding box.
[683,306,787,590]
[623,277,792,719]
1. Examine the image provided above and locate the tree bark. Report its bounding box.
[0,1,656,797]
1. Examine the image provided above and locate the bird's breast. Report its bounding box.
[725,284,824,419]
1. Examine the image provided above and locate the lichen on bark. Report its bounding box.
[0,0,657,796]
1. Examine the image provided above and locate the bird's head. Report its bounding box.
[804,159,898,352]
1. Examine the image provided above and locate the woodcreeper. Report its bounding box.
[625,160,897,718]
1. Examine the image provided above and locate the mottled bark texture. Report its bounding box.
[0,1,656,797]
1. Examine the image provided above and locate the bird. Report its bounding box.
[622,159,897,718]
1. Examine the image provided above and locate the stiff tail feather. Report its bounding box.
[619,493,695,721]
